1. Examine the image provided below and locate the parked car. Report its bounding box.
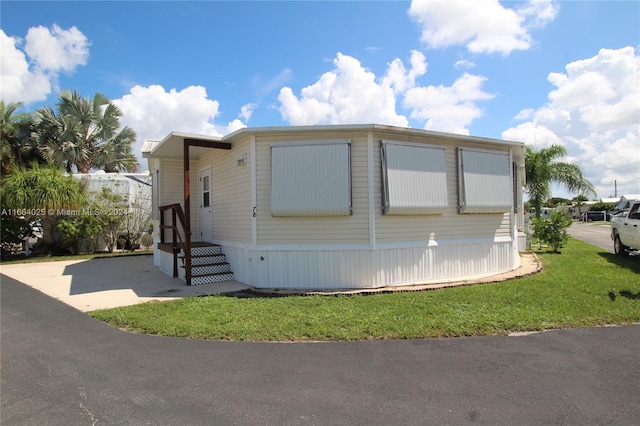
[581,211,611,222]
[611,201,640,256]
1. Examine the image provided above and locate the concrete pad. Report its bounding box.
[0,254,249,312]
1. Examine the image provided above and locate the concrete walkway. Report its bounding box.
[0,254,249,312]
[0,252,540,312]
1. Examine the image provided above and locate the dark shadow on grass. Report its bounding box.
[620,290,640,300]
[608,290,640,301]
[597,252,640,275]
[214,289,380,299]
[215,290,319,299]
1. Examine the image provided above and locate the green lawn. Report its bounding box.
[90,239,640,341]
[0,250,152,264]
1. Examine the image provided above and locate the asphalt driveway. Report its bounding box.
[568,221,615,253]
[2,274,639,425]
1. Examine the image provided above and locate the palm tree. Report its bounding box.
[33,91,139,173]
[1,163,86,247]
[571,194,589,220]
[0,101,43,174]
[525,145,595,219]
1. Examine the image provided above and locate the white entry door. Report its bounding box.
[199,168,213,242]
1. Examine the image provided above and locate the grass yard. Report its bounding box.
[90,238,640,341]
[0,250,152,264]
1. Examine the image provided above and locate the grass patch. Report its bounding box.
[90,239,640,341]
[0,250,152,264]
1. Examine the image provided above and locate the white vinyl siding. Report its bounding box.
[458,148,512,214]
[199,137,253,244]
[381,141,447,215]
[158,158,198,241]
[271,141,351,217]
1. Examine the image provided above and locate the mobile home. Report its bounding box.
[143,124,526,289]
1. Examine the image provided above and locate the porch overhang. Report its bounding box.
[144,131,231,159]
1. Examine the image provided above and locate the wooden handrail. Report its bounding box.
[159,203,192,285]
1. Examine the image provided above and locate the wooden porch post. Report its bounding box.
[183,141,192,285]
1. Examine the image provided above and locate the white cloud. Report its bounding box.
[114,85,247,170]
[382,50,427,93]
[0,25,89,103]
[503,47,640,198]
[277,52,409,127]
[516,0,560,29]
[239,103,257,122]
[278,51,493,135]
[514,108,535,121]
[408,0,558,55]
[454,59,476,69]
[404,73,494,134]
[24,24,90,72]
[502,122,563,147]
[226,119,247,134]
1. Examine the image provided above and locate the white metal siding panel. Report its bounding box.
[159,159,198,241]
[245,240,515,289]
[271,141,351,216]
[199,137,252,244]
[381,141,448,215]
[459,148,512,214]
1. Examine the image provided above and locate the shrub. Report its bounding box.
[55,214,102,254]
[532,211,572,252]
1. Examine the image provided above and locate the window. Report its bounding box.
[381,141,448,215]
[271,141,351,216]
[202,175,210,208]
[458,148,512,214]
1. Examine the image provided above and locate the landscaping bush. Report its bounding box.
[55,214,102,254]
[532,211,572,252]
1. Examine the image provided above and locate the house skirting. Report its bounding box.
[153,237,519,289]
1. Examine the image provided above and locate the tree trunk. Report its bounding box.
[42,214,56,246]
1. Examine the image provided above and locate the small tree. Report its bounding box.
[1,101,44,174]
[531,211,572,252]
[118,184,152,251]
[589,201,614,212]
[92,187,127,252]
[572,195,589,219]
[55,214,102,254]
[0,163,85,249]
[0,216,33,258]
[525,145,595,219]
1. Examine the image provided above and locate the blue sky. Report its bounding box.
[1,0,639,199]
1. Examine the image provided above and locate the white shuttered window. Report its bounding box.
[458,148,512,214]
[381,141,448,215]
[271,141,351,216]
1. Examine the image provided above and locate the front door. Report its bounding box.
[199,168,213,242]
